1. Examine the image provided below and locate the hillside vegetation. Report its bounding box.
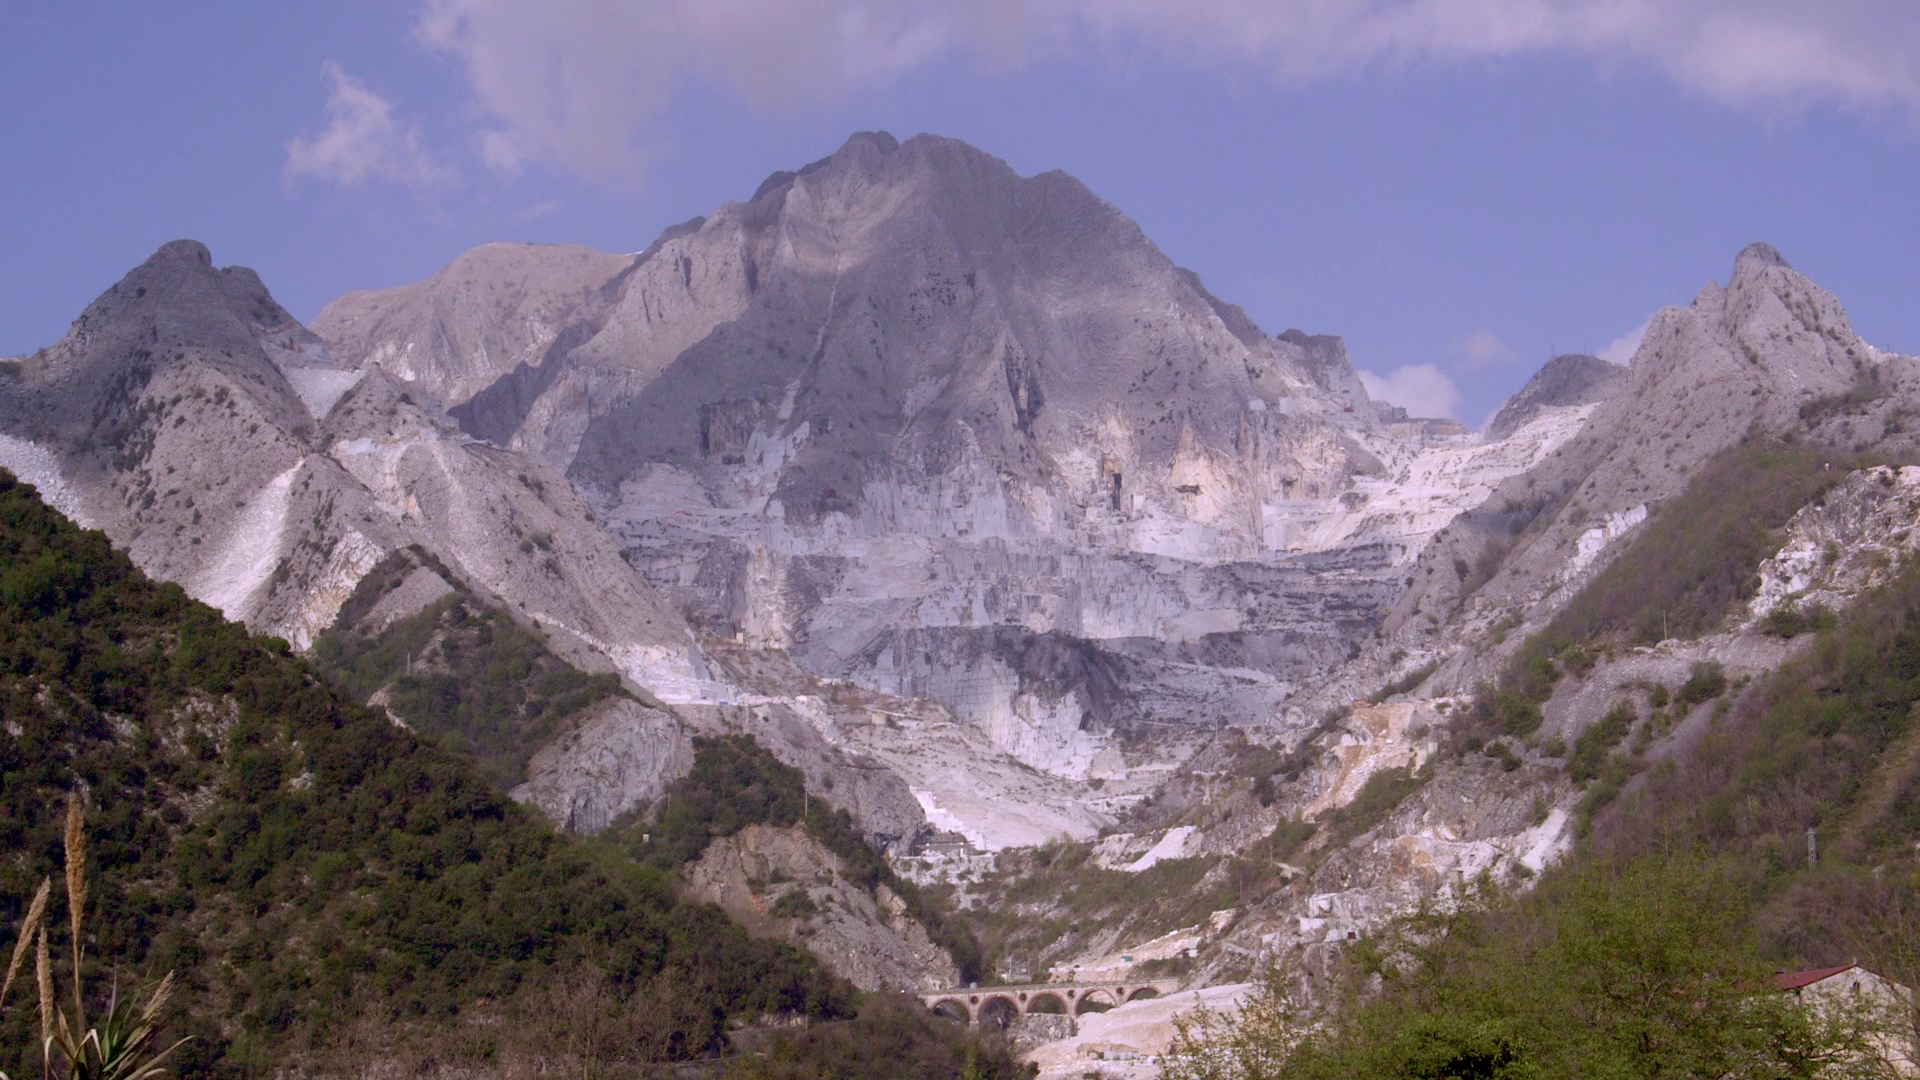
[1164,855,1908,1079]
[1170,444,1920,1077]
[312,548,629,790]
[629,734,987,984]
[0,469,1025,1079]
[1473,438,1865,739]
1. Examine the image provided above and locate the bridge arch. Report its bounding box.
[918,979,1184,1026]
[1026,992,1069,1015]
[1074,988,1117,1015]
[977,996,1019,1029]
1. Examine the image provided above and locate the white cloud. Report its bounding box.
[412,0,1025,185]
[1073,1,1920,115]
[403,0,1920,187]
[1360,363,1464,420]
[1450,328,1518,372]
[1597,317,1650,365]
[286,62,454,191]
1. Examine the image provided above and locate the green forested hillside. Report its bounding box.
[311,546,630,790]
[0,470,1022,1079]
[630,734,986,983]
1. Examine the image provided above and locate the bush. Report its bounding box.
[1761,600,1835,639]
[1372,661,1439,701]
[1473,685,1544,738]
[1321,767,1428,848]
[1676,661,1728,708]
[1483,741,1522,772]
[1568,702,1635,783]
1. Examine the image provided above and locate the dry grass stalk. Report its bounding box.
[2,880,51,1009]
[37,926,54,1061]
[0,793,190,1080]
[63,795,85,1017]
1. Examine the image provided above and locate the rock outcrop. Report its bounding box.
[313,242,629,411]
[1390,243,1883,647]
[683,824,960,992]
[1483,353,1625,441]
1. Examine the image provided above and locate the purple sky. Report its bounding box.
[4,1,1917,426]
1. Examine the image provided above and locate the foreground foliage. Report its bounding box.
[0,470,854,1076]
[1163,857,1907,1079]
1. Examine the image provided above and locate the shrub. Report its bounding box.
[1164,856,1885,1080]
[1322,767,1428,848]
[1569,703,1636,784]
[1676,661,1728,708]
[1761,600,1835,638]
[1372,661,1439,701]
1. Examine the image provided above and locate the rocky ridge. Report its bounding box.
[18,137,1898,1028]
[975,246,1920,1018]
[0,238,931,855]
[683,823,961,992]
[314,133,1592,846]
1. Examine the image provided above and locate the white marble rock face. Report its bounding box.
[13,144,1920,1027]
[317,134,1549,789]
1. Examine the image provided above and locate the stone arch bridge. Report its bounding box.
[919,980,1182,1027]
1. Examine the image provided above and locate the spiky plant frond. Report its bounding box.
[44,974,186,1080]
[36,925,53,1055]
[5,796,188,1080]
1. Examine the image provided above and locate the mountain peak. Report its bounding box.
[154,238,215,267]
[1485,353,1627,440]
[1735,241,1791,272]
[840,129,900,156]
[56,240,298,367]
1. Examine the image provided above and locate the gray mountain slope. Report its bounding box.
[0,241,404,641]
[1484,353,1625,441]
[313,242,629,411]
[0,239,937,858]
[319,133,1417,788]
[560,132,1390,525]
[0,240,696,670]
[1388,242,1889,648]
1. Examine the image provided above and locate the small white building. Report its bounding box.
[1776,964,1917,1075]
